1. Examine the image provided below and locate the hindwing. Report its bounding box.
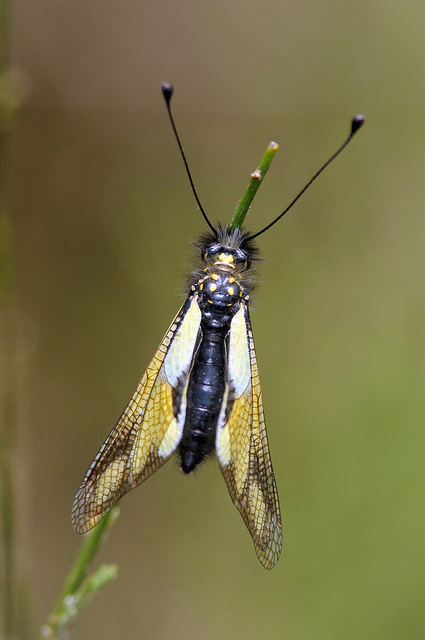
[71,295,201,533]
[217,302,282,569]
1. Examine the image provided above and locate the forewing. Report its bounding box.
[72,295,201,533]
[217,303,282,569]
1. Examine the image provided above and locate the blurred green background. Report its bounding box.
[2,0,425,638]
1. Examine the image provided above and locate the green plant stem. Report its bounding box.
[0,427,15,637]
[0,0,19,634]
[59,507,119,601]
[40,564,118,640]
[229,141,279,231]
[40,507,120,639]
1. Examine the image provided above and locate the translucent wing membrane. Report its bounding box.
[217,304,282,569]
[72,291,281,569]
[72,296,201,533]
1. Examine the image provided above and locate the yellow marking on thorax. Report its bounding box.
[214,253,235,268]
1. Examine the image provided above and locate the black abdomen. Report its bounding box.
[179,317,229,473]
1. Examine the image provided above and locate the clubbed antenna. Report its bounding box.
[249,114,365,239]
[161,82,215,233]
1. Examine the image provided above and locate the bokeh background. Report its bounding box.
[2,0,425,638]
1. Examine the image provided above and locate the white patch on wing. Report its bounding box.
[228,305,251,398]
[164,296,201,388]
[159,374,189,457]
[158,417,180,457]
[216,386,231,465]
[176,380,188,430]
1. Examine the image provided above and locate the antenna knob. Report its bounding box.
[161,82,174,104]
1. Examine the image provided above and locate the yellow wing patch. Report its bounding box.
[218,303,282,569]
[71,296,200,534]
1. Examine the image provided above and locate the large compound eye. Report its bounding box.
[204,244,251,269]
[233,248,251,269]
[204,244,222,261]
